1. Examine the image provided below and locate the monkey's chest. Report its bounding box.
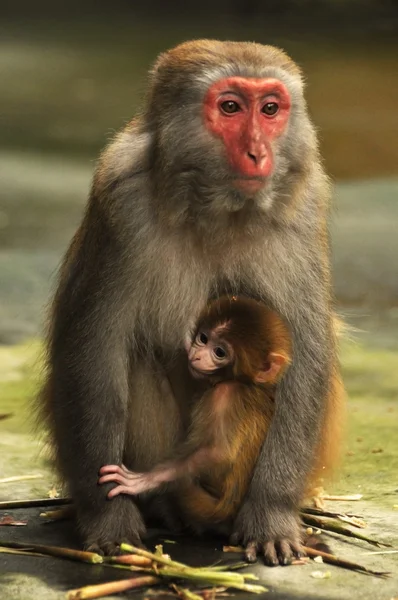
[137,247,242,347]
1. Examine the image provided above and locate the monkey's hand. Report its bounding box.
[230,501,304,566]
[98,464,156,497]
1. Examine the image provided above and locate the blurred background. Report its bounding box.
[1,0,398,345]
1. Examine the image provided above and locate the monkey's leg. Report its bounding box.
[121,361,186,530]
[124,361,185,472]
[85,361,183,553]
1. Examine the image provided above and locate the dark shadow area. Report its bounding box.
[0,506,326,600]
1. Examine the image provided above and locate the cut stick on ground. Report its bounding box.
[197,587,229,600]
[144,588,177,598]
[337,515,367,528]
[171,584,204,600]
[0,540,103,564]
[0,547,47,557]
[0,474,43,484]
[302,507,366,526]
[210,562,250,571]
[224,544,391,578]
[361,550,398,556]
[0,516,27,526]
[0,539,265,593]
[67,575,160,600]
[0,497,72,509]
[120,544,267,594]
[302,507,365,519]
[120,543,196,570]
[104,555,153,567]
[125,543,257,577]
[320,494,363,501]
[303,546,391,578]
[301,514,392,547]
[40,507,73,521]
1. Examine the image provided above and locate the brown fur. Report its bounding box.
[179,298,343,525]
[179,383,275,526]
[36,39,345,561]
[177,297,291,525]
[97,297,289,526]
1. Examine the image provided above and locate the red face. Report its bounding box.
[203,77,291,193]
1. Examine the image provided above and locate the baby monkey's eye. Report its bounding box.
[199,332,208,344]
[214,347,226,359]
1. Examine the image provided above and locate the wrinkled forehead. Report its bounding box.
[193,63,304,105]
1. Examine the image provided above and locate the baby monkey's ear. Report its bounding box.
[254,352,289,384]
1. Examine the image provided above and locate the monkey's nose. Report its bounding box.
[247,149,266,166]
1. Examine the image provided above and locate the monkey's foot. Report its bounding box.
[237,538,304,566]
[231,504,304,566]
[78,495,146,556]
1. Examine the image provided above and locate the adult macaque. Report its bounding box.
[99,297,291,544]
[38,39,344,564]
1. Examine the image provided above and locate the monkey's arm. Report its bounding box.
[98,444,219,498]
[232,233,336,565]
[43,197,146,553]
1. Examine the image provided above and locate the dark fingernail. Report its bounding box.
[246,554,257,563]
[265,558,279,567]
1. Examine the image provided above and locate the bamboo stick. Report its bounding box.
[120,543,267,593]
[0,497,72,509]
[0,540,102,564]
[172,584,204,600]
[0,475,43,484]
[303,546,390,578]
[67,575,160,600]
[301,514,392,547]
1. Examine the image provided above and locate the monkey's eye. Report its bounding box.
[214,347,227,359]
[198,332,208,345]
[220,100,241,114]
[262,102,279,116]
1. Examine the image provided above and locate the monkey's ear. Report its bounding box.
[254,352,288,384]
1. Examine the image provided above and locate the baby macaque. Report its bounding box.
[99,296,292,526]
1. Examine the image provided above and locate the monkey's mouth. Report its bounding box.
[188,364,216,380]
[232,178,266,194]
[188,364,207,379]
